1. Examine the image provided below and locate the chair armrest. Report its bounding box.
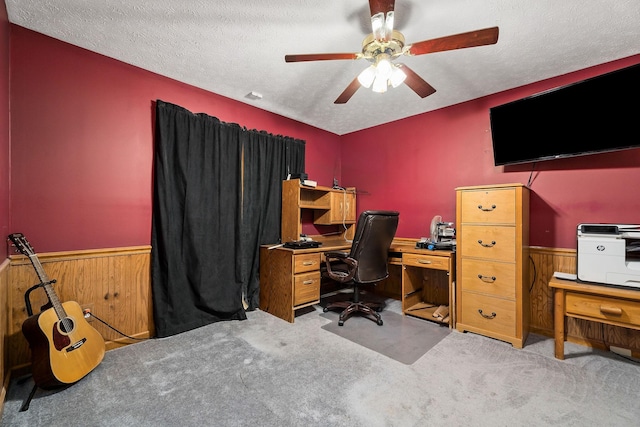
[324,250,348,260]
[325,252,357,283]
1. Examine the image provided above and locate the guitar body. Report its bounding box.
[22,300,105,389]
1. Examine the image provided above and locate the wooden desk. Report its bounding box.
[259,237,456,325]
[549,277,640,359]
[390,240,455,327]
[259,237,350,323]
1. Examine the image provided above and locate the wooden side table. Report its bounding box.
[549,277,640,359]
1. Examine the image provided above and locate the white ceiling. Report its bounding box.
[5,0,640,135]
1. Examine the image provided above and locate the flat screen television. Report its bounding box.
[489,63,640,166]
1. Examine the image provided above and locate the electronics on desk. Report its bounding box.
[288,173,317,187]
[283,235,322,249]
[416,216,456,250]
[577,223,640,289]
[416,238,456,251]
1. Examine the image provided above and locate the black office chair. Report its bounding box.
[323,210,399,326]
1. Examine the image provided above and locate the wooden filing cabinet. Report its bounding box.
[259,247,322,323]
[455,183,530,348]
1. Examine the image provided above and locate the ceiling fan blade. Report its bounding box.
[334,77,361,104]
[285,53,359,63]
[398,64,436,98]
[369,0,395,16]
[406,27,499,56]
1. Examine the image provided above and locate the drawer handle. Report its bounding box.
[478,309,497,319]
[477,240,496,248]
[477,274,497,282]
[302,280,314,285]
[302,261,316,266]
[418,259,433,264]
[477,204,497,211]
[599,306,622,316]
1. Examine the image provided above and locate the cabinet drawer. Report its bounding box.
[460,225,515,262]
[460,292,516,336]
[294,272,321,306]
[403,253,449,271]
[460,259,516,299]
[294,253,321,274]
[460,188,516,224]
[565,292,640,326]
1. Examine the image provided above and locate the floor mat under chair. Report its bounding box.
[320,302,450,364]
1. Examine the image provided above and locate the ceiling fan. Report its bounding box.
[284,0,499,104]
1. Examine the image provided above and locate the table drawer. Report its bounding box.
[460,188,516,224]
[565,292,640,326]
[294,253,321,274]
[294,272,321,306]
[459,225,515,262]
[403,253,449,271]
[460,259,516,299]
[460,292,516,336]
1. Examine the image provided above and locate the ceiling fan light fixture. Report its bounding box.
[389,65,406,88]
[371,75,388,93]
[375,57,393,79]
[285,2,500,105]
[357,65,376,88]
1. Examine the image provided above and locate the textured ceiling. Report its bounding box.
[5,0,640,135]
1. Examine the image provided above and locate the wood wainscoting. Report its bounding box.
[529,246,640,352]
[1,259,9,414]
[6,246,153,373]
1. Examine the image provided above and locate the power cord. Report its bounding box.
[84,309,149,341]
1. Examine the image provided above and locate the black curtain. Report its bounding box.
[242,131,306,309]
[151,100,304,337]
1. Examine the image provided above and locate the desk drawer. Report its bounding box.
[294,272,321,306]
[459,225,515,262]
[294,253,321,274]
[403,253,449,271]
[460,259,516,299]
[460,292,516,336]
[565,292,640,326]
[460,188,516,224]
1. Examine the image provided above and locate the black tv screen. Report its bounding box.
[490,63,640,166]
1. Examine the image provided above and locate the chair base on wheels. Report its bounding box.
[323,299,384,326]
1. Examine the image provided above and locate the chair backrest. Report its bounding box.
[349,210,399,284]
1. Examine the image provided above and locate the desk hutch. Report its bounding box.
[281,179,356,242]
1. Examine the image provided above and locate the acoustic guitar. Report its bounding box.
[8,233,105,389]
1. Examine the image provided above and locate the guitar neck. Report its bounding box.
[27,253,67,321]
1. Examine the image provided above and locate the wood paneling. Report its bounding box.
[6,246,152,371]
[1,259,9,414]
[529,246,640,352]
[3,243,639,381]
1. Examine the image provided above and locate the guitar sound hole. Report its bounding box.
[59,317,75,333]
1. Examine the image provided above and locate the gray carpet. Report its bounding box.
[321,310,450,364]
[2,300,640,426]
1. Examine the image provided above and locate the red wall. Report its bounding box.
[8,24,640,253]
[0,1,9,259]
[342,54,640,249]
[9,26,341,253]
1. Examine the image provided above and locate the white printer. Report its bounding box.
[577,224,640,288]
